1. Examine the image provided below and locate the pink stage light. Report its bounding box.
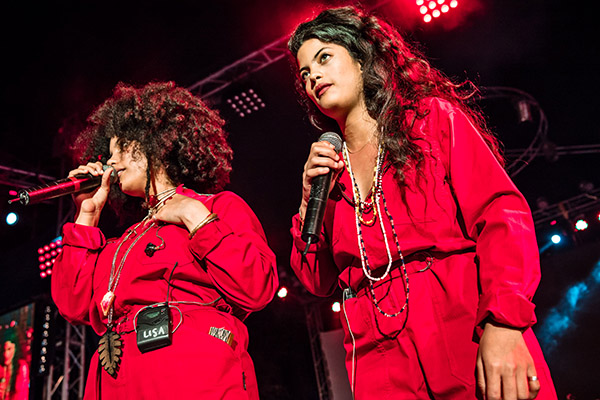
[36,236,63,278]
[417,0,459,23]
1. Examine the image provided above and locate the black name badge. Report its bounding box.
[136,304,172,353]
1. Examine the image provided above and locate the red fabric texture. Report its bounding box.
[290,98,557,399]
[52,189,278,399]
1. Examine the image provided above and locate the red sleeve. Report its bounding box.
[187,191,279,312]
[51,222,105,325]
[289,210,339,297]
[431,98,540,331]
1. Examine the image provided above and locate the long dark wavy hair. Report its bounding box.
[1,328,21,395]
[73,81,233,218]
[288,6,503,182]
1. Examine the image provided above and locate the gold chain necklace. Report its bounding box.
[99,187,177,321]
[342,143,381,226]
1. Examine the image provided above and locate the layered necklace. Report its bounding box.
[98,186,177,376]
[342,142,409,318]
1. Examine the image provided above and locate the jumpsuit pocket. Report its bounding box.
[427,257,479,386]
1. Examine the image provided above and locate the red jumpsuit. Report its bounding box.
[290,98,557,399]
[52,187,278,399]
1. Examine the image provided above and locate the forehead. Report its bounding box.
[4,341,15,350]
[297,38,344,65]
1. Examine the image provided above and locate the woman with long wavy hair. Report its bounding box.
[52,81,278,399]
[288,6,555,399]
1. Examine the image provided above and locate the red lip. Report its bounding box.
[315,83,332,99]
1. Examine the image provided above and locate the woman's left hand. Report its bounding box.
[476,322,540,400]
[152,193,211,232]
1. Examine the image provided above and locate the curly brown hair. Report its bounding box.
[288,6,503,182]
[73,81,233,215]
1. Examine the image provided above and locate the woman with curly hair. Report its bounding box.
[51,81,278,399]
[288,6,555,399]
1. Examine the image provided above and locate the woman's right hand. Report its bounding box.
[69,162,113,227]
[299,140,344,220]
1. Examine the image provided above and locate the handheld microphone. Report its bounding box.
[8,165,116,206]
[301,132,343,253]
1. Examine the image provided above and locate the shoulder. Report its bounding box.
[179,187,254,214]
[418,97,461,120]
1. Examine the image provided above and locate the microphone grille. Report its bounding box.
[318,132,343,153]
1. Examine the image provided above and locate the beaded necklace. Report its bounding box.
[342,143,379,227]
[100,187,178,324]
[97,186,177,376]
[342,143,410,318]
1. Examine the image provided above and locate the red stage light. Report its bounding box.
[418,0,459,23]
[40,271,47,278]
[39,264,46,270]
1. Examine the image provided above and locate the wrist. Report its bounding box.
[188,213,219,239]
[74,213,100,227]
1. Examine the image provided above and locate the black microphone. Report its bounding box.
[301,132,343,253]
[8,165,116,206]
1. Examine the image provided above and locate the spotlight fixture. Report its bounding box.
[37,237,63,279]
[331,301,341,313]
[38,305,53,375]
[5,212,18,225]
[277,287,288,299]
[225,89,266,118]
[574,219,589,231]
[417,0,458,23]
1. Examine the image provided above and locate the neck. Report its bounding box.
[336,106,378,151]
[147,168,177,197]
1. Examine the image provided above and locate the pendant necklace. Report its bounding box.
[98,186,177,376]
[343,143,410,319]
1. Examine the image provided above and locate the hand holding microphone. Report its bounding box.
[9,161,115,227]
[300,132,343,254]
[68,162,115,224]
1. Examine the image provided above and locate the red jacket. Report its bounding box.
[52,188,278,399]
[290,98,556,398]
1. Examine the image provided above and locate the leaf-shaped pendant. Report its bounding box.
[98,329,123,377]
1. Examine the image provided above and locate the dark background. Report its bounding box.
[0,0,599,398]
